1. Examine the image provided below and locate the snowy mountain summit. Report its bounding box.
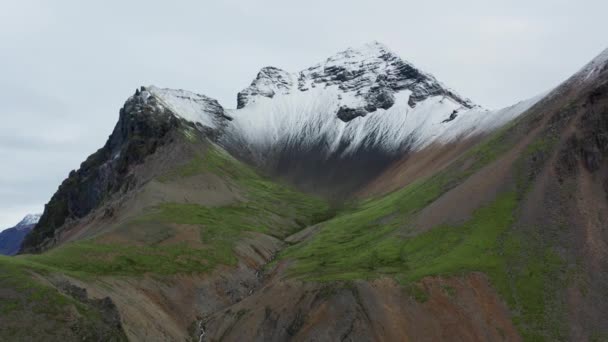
[17,214,41,228]
[139,42,540,192]
[237,41,475,121]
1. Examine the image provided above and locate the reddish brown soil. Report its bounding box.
[359,137,481,198]
[201,266,520,341]
[58,231,285,341]
[412,124,540,231]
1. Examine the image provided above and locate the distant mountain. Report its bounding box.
[0,214,40,255]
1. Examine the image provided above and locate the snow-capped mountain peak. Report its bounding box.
[237,41,476,122]
[146,42,541,170]
[16,214,41,229]
[237,66,296,109]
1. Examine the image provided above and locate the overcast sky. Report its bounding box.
[1,0,607,229]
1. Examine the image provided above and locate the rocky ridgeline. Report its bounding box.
[20,88,181,252]
[237,42,475,122]
[148,86,233,135]
[57,282,126,340]
[237,66,295,109]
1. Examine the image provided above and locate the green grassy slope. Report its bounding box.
[5,144,328,278]
[1,117,578,341]
[279,124,569,341]
[0,259,127,341]
[0,140,329,340]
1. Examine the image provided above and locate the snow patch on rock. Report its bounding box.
[148,86,231,130]
[17,214,41,228]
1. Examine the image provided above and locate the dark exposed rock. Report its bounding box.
[581,138,602,171]
[556,81,608,178]
[365,83,395,111]
[58,282,126,340]
[237,43,475,123]
[237,66,294,109]
[21,89,181,253]
[336,86,395,122]
[286,310,306,336]
[59,281,88,302]
[336,106,368,122]
[305,44,475,110]
[556,134,581,179]
[442,110,459,123]
[574,84,608,172]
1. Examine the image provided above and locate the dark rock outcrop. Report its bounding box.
[20,89,182,253]
[57,282,126,340]
[335,85,396,123]
[237,67,294,109]
[442,110,459,123]
[336,106,369,122]
[556,80,608,178]
[301,43,475,111]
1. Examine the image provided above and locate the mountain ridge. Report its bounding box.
[20,42,551,252]
[236,41,476,113]
[138,42,541,196]
[5,43,608,341]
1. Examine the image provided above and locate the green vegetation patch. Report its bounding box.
[19,242,219,276]
[281,175,447,281]
[17,144,328,278]
[283,190,518,282]
[279,123,568,340]
[500,230,567,341]
[0,258,70,315]
[159,144,330,222]
[284,182,566,340]
[279,123,523,282]
[0,256,126,340]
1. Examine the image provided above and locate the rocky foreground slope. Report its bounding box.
[2,43,608,341]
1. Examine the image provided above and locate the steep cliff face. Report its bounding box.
[237,66,295,109]
[21,88,185,252]
[548,64,608,340]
